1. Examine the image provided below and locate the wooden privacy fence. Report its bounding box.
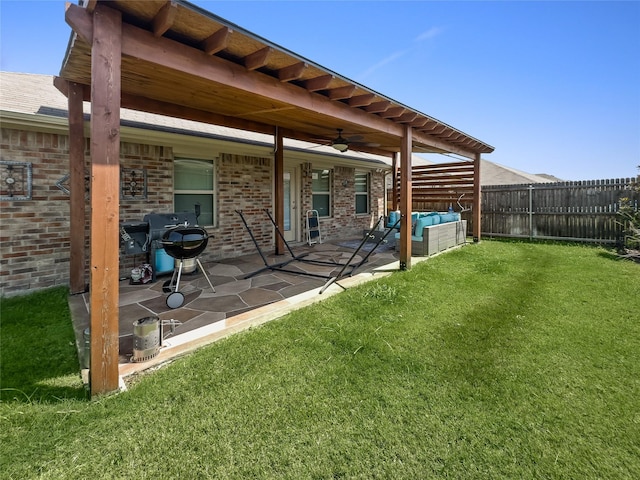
[481,178,639,244]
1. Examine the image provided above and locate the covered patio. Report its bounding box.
[69,236,407,382]
[57,0,493,396]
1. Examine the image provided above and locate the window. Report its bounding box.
[312,169,331,217]
[174,158,215,226]
[355,172,369,214]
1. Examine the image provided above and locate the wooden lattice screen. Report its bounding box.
[392,160,476,212]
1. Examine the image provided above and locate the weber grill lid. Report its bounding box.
[161,225,209,259]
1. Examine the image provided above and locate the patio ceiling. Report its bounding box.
[59,0,494,159]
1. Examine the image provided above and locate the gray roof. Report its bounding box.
[480,160,563,185]
[413,154,562,185]
[1,71,559,184]
[0,71,392,165]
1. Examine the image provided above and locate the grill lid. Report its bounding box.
[161,225,208,259]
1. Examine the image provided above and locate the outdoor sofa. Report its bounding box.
[387,211,468,256]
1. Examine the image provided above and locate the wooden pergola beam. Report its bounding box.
[379,107,405,119]
[327,85,356,100]
[244,46,273,71]
[88,4,122,397]
[302,74,333,92]
[348,93,375,107]
[473,152,482,241]
[399,126,412,270]
[364,100,391,113]
[202,27,232,55]
[66,3,484,160]
[67,80,86,295]
[274,127,285,255]
[152,1,177,37]
[278,61,307,82]
[66,4,406,137]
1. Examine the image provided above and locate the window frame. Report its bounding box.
[354,171,370,215]
[173,157,217,227]
[311,168,332,218]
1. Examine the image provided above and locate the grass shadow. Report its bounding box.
[1,287,87,403]
[435,244,556,388]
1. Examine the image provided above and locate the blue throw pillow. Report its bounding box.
[387,211,400,228]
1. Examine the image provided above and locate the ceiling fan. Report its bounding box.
[331,129,351,152]
[316,129,380,152]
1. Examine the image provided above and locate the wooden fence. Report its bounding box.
[391,160,480,237]
[479,178,639,244]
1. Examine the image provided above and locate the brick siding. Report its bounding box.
[1,127,386,296]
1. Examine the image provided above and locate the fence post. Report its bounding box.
[473,152,482,242]
[529,184,533,240]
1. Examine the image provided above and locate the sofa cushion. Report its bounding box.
[387,210,400,228]
[413,216,436,238]
[428,212,441,225]
[439,212,461,223]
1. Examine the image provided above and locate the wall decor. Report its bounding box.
[55,171,90,198]
[120,168,147,199]
[1,161,32,200]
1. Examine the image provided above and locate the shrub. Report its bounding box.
[618,165,640,254]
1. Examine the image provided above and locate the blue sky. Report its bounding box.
[1,0,639,181]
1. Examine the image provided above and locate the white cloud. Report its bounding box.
[415,26,445,42]
[358,50,408,80]
[358,26,444,80]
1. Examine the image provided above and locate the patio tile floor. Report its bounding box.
[69,237,402,380]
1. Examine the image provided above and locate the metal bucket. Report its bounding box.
[132,316,160,363]
[177,257,197,274]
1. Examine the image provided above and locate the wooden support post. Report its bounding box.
[274,127,285,255]
[473,152,482,242]
[68,81,86,294]
[399,126,412,270]
[89,4,122,397]
[391,153,398,212]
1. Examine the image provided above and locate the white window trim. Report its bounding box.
[355,171,370,215]
[312,168,332,218]
[173,157,217,227]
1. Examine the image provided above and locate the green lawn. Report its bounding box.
[1,240,638,479]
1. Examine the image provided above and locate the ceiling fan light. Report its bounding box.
[332,141,349,152]
[331,129,349,152]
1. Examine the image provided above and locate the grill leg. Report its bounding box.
[174,260,184,292]
[196,258,216,293]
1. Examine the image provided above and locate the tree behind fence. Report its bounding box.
[478,178,639,244]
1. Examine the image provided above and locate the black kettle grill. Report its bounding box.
[161,224,215,308]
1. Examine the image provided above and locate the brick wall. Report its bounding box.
[1,128,77,295]
[207,153,273,260]
[1,126,385,296]
[300,164,386,241]
[0,129,278,295]
[118,142,175,277]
